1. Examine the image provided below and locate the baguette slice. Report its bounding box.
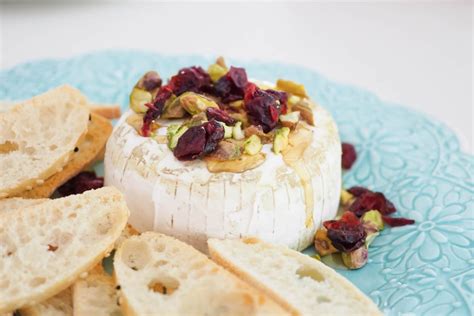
[19,288,73,316]
[0,187,129,313]
[114,232,288,316]
[0,197,47,211]
[17,113,113,198]
[208,238,382,316]
[0,85,90,198]
[73,265,121,316]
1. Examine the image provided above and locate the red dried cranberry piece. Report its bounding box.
[243,84,288,132]
[349,191,397,217]
[169,66,211,96]
[382,216,415,227]
[323,212,367,252]
[347,186,371,197]
[174,126,207,160]
[173,120,224,160]
[203,120,225,154]
[206,108,236,126]
[214,67,248,102]
[341,142,357,169]
[141,85,174,136]
[57,171,104,197]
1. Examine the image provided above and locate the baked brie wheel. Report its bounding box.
[104,59,341,252]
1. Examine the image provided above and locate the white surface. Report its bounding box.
[0,2,472,153]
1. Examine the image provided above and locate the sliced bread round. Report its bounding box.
[114,232,288,316]
[0,187,129,313]
[208,238,382,316]
[0,85,90,198]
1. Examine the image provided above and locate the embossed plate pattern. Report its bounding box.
[0,51,472,315]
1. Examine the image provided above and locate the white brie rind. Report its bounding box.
[105,100,341,253]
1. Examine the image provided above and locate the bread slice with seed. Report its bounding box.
[114,232,288,316]
[16,113,112,199]
[73,265,122,316]
[0,85,90,198]
[208,238,382,316]
[19,288,73,316]
[0,187,129,313]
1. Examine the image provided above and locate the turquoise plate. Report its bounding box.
[1,51,472,315]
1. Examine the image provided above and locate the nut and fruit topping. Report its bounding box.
[129,57,315,169]
[315,185,414,269]
[341,142,357,169]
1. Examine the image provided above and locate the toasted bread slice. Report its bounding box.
[0,100,121,120]
[16,113,112,199]
[0,187,129,313]
[0,197,47,211]
[0,85,90,198]
[208,238,382,316]
[89,104,121,120]
[114,232,288,316]
[19,288,73,316]
[73,265,121,316]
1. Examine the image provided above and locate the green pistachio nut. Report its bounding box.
[365,231,380,248]
[167,124,188,149]
[130,88,153,114]
[243,135,263,156]
[208,63,228,82]
[273,127,290,154]
[362,210,384,231]
[279,111,300,128]
[232,122,245,140]
[217,122,233,139]
[179,92,219,115]
[341,247,368,270]
[161,94,187,119]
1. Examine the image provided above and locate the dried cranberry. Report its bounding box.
[174,126,206,160]
[382,216,415,227]
[173,120,224,160]
[206,108,236,126]
[265,89,288,114]
[141,85,173,136]
[169,66,211,96]
[342,143,357,169]
[244,87,287,132]
[349,191,397,217]
[323,212,367,252]
[203,120,225,154]
[347,186,371,197]
[57,171,104,197]
[214,67,248,102]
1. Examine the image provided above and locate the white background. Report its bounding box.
[1,1,472,153]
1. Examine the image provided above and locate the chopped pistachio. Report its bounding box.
[232,122,245,140]
[362,210,384,231]
[292,99,314,126]
[243,135,263,156]
[215,56,227,68]
[217,121,233,139]
[314,228,338,256]
[208,63,228,82]
[279,111,300,129]
[229,100,244,109]
[341,247,368,270]
[184,112,208,128]
[276,79,308,97]
[272,127,290,154]
[167,125,188,149]
[311,254,321,260]
[207,139,242,161]
[288,95,301,106]
[130,88,152,113]
[180,92,219,115]
[161,94,187,119]
[340,189,355,207]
